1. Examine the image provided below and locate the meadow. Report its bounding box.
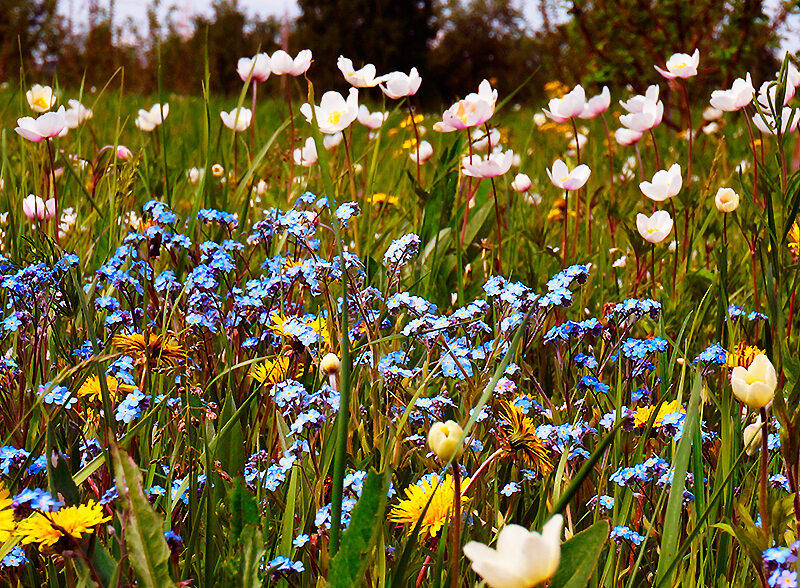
[0,49,797,587]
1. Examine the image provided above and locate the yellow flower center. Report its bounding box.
[33,96,49,110]
[647,227,658,234]
[674,62,687,69]
[328,111,342,126]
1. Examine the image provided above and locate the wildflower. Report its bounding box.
[370,192,399,206]
[294,137,318,167]
[463,515,563,588]
[0,483,15,542]
[269,49,312,76]
[753,108,799,135]
[389,473,469,537]
[220,107,252,132]
[300,88,359,134]
[655,49,700,79]
[639,164,682,202]
[320,353,340,376]
[498,403,554,476]
[63,99,92,129]
[610,525,645,545]
[511,173,532,193]
[380,68,422,99]
[632,400,683,428]
[543,84,586,122]
[237,53,271,82]
[427,420,464,461]
[715,187,739,213]
[357,104,387,129]
[619,86,663,132]
[462,150,514,178]
[580,86,611,119]
[758,80,794,109]
[15,107,67,142]
[135,103,168,132]
[17,500,110,550]
[789,222,800,256]
[710,74,754,112]
[702,106,723,121]
[636,210,673,244]
[77,375,135,402]
[744,417,763,456]
[615,127,643,146]
[434,79,497,131]
[212,164,225,177]
[250,356,291,385]
[116,145,132,159]
[27,84,57,112]
[337,56,384,87]
[22,195,56,220]
[731,354,777,409]
[323,132,343,150]
[111,332,186,367]
[547,159,590,191]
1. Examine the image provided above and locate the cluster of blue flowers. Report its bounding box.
[763,543,798,587]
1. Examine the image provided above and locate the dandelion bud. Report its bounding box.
[320,353,340,376]
[731,354,777,409]
[427,420,463,462]
[715,187,739,213]
[743,418,763,456]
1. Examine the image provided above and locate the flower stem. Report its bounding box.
[46,138,59,247]
[450,461,461,588]
[759,407,771,533]
[407,97,421,184]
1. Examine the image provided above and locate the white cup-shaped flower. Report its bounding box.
[357,104,387,129]
[620,85,660,114]
[380,68,422,100]
[270,49,312,76]
[511,173,532,193]
[293,137,318,167]
[547,159,590,191]
[636,210,674,243]
[639,163,682,202]
[471,128,500,152]
[543,84,586,122]
[64,99,93,129]
[323,132,343,150]
[731,354,777,409]
[15,107,67,142]
[462,150,514,178]
[710,74,754,112]
[743,417,763,456]
[427,420,463,462]
[220,107,252,132]
[135,103,169,132]
[300,88,359,134]
[237,53,271,83]
[187,167,203,184]
[615,127,643,146]
[702,106,723,121]
[22,194,56,220]
[620,100,663,132]
[655,49,700,79]
[337,56,384,88]
[758,80,795,110]
[715,187,739,213]
[410,140,433,164]
[752,107,800,135]
[463,515,563,588]
[579,86,610,119]
[26,84,56,113]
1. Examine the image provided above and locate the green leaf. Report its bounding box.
[46,421,79,507]
[112,443,174,588]
[550,520,609,588]
[215,391,245,476]
[239,525,266,588]
[327,469,389,588]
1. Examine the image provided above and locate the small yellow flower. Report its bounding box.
[789,222,800,257]
[726,342,765,369]
[498,403,553,476]
[17,501,110,551]
[369,193,399,206]
[78,375,136,402]
[250,356,291,385]
[0,483,16,542]
[389,473,469,538]
[269,314,329,346]
[632,399,683,428]
[112,332,186,367]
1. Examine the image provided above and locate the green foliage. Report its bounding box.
[550,520,610,588]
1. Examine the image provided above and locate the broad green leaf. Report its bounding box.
[550,520,609,588]
[239,525,266,588]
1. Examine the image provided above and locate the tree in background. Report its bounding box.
[0,0,59,81]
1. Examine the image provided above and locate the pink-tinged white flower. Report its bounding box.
[220,107,253,132]
[463,516,563,588]
[337,56,384,88]
[116,145,133,159]
[757,80,795,110]
[462,149,513,178]
[568,133,588,152]
[410,140,433,164]
[237,53,271,83]
[63,99,93,129]
[15,107,66,142]
[715,187,739,213]
[357,104,387,129]
[702,106,723,121]
[471,127,500,152]
[702,122,720,135]
[636,210,673,243]
[620,85,660,113]
[26,84,56,113]
[187,167,203,184]
[789,62,800,88]
[543,85,586,122]
[710,74,754,112]
[300,88,359,134]
[752,107,800,135]
[293,137,318,167]
[579,86,610,119]
[323,132,343,150]
[135,103,169,132]
[639,163,682,202]
[380,68,422,99]
[22,194,56,220]
[511,173,532,193]
[655,49,700,79]
[620,100,663,132]
[269,49,312,76]
[434,80,497,132]
[546,159,590,191]
[615,127,643,146]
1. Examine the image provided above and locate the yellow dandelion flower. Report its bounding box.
[633,400,684,428]
[726,342,765,369]
[399,114,425,128]
[112,332,186,367]
[497,403,554,476]
[369,193,399,206]
[389,473,469,538]
[269,314,329,346]
[789,222,800,257]
[77,375,135,402]
[250,356,291,385]
[0,483,16,542]
[17,501,110,551]
[401,138,419,150]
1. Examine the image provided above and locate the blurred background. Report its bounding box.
[2,0,800,104]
